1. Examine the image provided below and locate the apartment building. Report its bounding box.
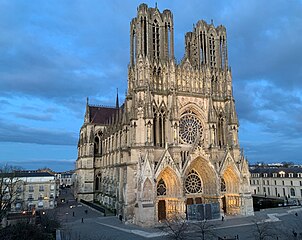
[250,166,302,204]
[6,171,58,211]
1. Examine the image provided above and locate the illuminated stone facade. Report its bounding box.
[75,3,253,226]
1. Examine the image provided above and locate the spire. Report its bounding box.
[228,97,238,125]
[116,88,119,109]
[84,97,90,124]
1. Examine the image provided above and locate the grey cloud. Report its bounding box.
[12,112,53,121]
[0,119,77,146]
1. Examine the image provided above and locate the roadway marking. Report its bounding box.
[95,221,167,238]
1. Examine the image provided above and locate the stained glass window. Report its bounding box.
[185,170,202,194]
[179,112,203,144]
[221,178,226,192]
[157,178,167,196]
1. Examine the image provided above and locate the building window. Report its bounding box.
[221,178,226,192]
[185,170,202,194]
[300,189,302,197]
[264,173,268,177]
[28,186,34,192]
[28,194,33,201]
[257,180,259,185]
[257,187,260,193]
[263,180,265,185]
[157,179,166,196]
[279,171,285,177]
[275,188,278,196]
[263,187,266,193]
[273,173,277,177]
[300,181,302,186]
[290,188,295,197]
[282,181,284,186]
[291,181,293,186]
[283,188,286,196]
[268,188,270,195]
[267,180,269,185]
[274,180,277,185]
[39,185,44,192]
[289,173,293,178]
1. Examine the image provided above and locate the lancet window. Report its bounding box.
[221,178,226,192]
[217,114,225,147]
[94,136,99,154]
[152,19,160,58]
[209,34,216,68]
[153,107,166,147]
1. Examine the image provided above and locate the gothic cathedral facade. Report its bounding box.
[75,4,254,226]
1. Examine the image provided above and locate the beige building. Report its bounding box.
[55,171,75,188]
[13,171,57,211]
[75,3,253,226]
[250,166,302,204]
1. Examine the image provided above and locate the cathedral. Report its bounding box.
[75,3,254,226]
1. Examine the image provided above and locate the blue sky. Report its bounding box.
[0,0,301,171]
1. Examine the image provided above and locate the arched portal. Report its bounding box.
[156,167,183,220]
[221,164,241,214]
[184,157,218,206]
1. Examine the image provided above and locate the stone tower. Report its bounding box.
[75,3,254,226]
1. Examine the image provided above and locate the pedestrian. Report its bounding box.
[221,215,224,221]
[72,211,75,217]
[85,209,88,214]
[295,212,298,216]
[81,218,84,223]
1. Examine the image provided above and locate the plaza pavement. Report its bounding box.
[55,189,302,239]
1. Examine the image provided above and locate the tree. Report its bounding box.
[0,165,23,223]
[192,219,219,240]
[160,213,189,240]
[252,220,279,240]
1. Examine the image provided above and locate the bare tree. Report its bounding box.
[0,164,23,223]
[252,220,279,240]
[162,213,189,240]
[192,219,220,240]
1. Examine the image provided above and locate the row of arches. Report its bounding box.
[139,157,241,199]
[142,157,242,219]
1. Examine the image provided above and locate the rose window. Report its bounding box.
[179,113,203,144]
[185,170,202,194]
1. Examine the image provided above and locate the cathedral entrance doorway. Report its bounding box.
[158,200,166,221]
[222,196,226,213]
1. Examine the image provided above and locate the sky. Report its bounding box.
[0,0,301,171]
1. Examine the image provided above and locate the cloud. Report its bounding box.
[0,119,77,146]
[0,0,301,168]
[12,112,53,121]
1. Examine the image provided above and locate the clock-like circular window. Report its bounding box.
[179,113,203,144]
[185,170,202,194]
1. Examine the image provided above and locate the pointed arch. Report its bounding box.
[142,178,153,200]
[184,157,218,195]
[221,164,240,194]
[156,166,181,198]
